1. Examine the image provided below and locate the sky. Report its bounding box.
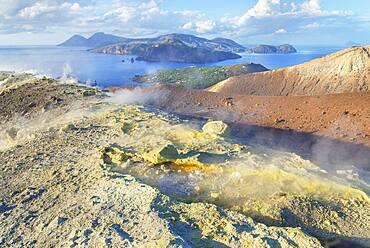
[0,0,369,46]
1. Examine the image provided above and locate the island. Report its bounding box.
[60,32,298,62]
[246,44,297,54]
[59,33,245,63]
[91,39,241,63]
[58,32,132,48]
[133,63,269,89]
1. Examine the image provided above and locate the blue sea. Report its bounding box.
[0,45,344,88]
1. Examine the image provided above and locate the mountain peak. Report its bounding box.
[58,34,87,47]
[89,32,107,38]
[71,34,86,38]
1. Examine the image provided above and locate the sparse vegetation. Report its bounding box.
[134,63,268,89]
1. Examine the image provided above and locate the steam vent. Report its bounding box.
[1,71,369,248]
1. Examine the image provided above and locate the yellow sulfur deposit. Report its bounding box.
[142,144,180,164]
[59,123,76,133]
[101,143,223,172]
[96,105,370,243]
[121,121,136,134]
[1,75,369,247]
[99,145,135,165]
[202,120,230,136]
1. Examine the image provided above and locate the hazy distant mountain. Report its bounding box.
[59,34,89,47]
[246,44,297,54]
[58,32,130,47]
[59,32,246,53]
[86,32,132,47]
[90,37,242,63]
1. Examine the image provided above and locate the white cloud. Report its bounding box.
[274,28,287,34]
[0,0,368,45]
[19,2,54,19]
[0,0,34,18]
[195,20,216,33]
[222,0,357,43]
[70,3,81,11]
[247,0,280,17]
[94,0,207,36]
[303,22,321,29]
[232,0,349,27]
[182,22,193,30]
[17,2,81,19]
[301,0,321,13]
[0,1,86,34]
[106,0,162,24]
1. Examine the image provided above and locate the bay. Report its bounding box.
[0,45,344,88]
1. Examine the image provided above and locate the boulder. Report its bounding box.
[202,121,230,136]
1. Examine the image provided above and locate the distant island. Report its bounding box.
[246,44,297,54]
[59,32,132,48]
[59,33,244,63]
[133,63,269,89]
[59,32,297,63]
[90,37,242,63]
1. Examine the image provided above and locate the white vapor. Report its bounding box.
[107,88,169,106]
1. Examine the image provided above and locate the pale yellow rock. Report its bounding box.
[202,121,230,136]
[59,123,76,133]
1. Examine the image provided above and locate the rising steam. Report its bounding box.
[107,88,169,106]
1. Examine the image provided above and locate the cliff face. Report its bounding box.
[276,44,297,53]
[209,45,370,96]
[246,44,297,54]
[211,37,246,52]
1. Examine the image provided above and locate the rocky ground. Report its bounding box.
[0,73,369,247]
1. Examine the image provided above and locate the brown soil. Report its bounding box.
[0,79,101,124]
[116,86,370,145]
[208,46,370,96]
[110,86,370,168]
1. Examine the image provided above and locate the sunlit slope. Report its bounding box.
[209,45,370,96]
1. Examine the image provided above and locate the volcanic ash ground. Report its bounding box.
[0,73,369,247]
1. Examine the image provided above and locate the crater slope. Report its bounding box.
[209,45,370,96]
[1,73,370,247]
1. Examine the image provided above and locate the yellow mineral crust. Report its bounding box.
[95,105,369,244]
[120,121,137,134]
[202,120,230,136]
[100,143,223,172]
[2,77,370,247]
[99,145,136,165]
